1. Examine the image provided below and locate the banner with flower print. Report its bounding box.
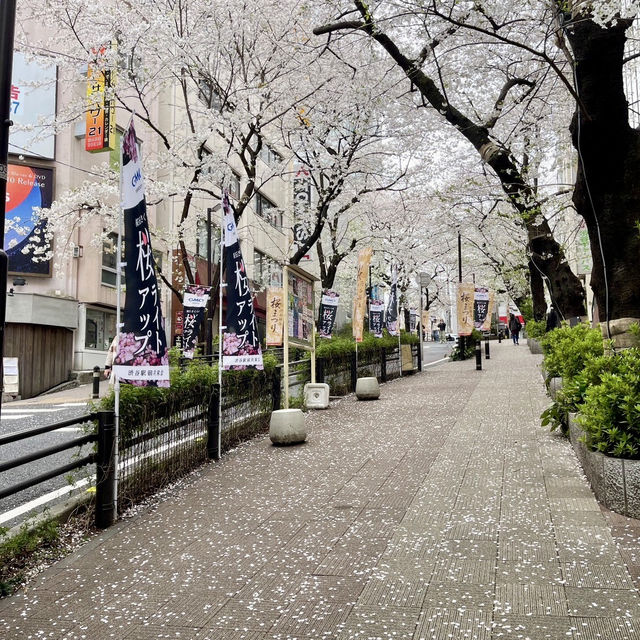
[182,284,211,358]
[222,195,263,370]
[113,119,169,386]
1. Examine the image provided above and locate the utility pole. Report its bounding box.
[0,0,17,414]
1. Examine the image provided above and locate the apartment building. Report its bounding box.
[5,33,298,398]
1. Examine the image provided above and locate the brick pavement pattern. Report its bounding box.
[2,341,640,639]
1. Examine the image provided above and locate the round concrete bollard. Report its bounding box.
[355,377,380,400]
[269,408,307,445]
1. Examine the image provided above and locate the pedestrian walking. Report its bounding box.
[545,305,560,332]
[438,319,446,343]
[509,313,521,345]
[104,334,118,385]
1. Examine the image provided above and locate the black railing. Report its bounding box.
[0,413,99,502]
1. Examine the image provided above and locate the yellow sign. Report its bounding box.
[353,247,372,343]
[457,282,475,336]
[86,44,116,153]
[266,287,285,346]
[421,311,429,335]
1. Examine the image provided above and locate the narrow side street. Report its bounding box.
[1,341,639,639]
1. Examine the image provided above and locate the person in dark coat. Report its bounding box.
[509,313,521,345]
[546,306,560,332]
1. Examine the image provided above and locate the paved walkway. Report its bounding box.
[2,341,640,639]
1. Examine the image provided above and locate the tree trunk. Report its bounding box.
[528,259,547,321]
[565,15,640,345]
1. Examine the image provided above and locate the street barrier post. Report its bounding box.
[475,342,482,371]
[207,386,220,460]
[92,366,100,399]
[485,340,490,360]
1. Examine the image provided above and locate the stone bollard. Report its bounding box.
[269,409,307,445]
[355,377,380,400]
[304,383,330,409]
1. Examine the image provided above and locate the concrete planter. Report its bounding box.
[355,377,380,400]
[528,338,543,354]
[568,413,640,519]
[269,409,307,445]
[548,376,563,400]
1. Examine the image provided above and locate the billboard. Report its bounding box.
[9,52,57,160]
[86,45,116,153]
[5,164,53,275]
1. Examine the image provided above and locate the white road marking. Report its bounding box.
[2,408,66,413]
[1,414,33,420]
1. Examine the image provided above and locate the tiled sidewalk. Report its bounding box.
[2,341,639,639]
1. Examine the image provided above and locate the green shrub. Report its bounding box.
[578,366,640,458]
[315,330,418,359]
[540,323,603,383]
[99,351,279,439]
[525,319,546,340]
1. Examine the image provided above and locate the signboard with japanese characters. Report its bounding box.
[292,162,312,259]
[266,287,285,346]
[113,120,169,385]
[5,164,53,275]
[182,284,210,358]
[287,269,314,346]
[386,265,399,336]
[9,52,56,160]
[86,45,116,153]
[456,282,475,337]
[353,248,373,343]
[369,299,385,338]
[473,287,495,331]
[222,195,263,370]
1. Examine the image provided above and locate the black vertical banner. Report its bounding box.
[386,265,398,336]
[369,299,385,338]
[182,284,211,358]
[113,120,169,386]
[318,290,339,338]
[222,194,263,370]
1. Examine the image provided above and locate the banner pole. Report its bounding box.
[283,266,289,409]
[217,200,224,457]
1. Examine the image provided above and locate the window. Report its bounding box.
[85,308,117,350]
[229,172,241,199]
[253,249,283,288]
[255,193,283,228]
[196,219,221,264]
[259,143,282,166]
[101,232,123,287]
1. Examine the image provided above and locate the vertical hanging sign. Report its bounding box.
[182,284,211,358]
[266,287,285,346]
[386,265,399,336]
[353,248,372,343]
[86,44,116,153]
[318,290,339,338]
[457,283,475,337]
[113,120,169,385]
[369,299,385,338]
[222,195,264,369]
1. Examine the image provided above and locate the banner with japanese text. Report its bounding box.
[113,120,169,385]
[421,311,429,336]
[369,299,385,338]
[456,282,475,337]
[473,286,490,330]
[182,285,210,359]
[318,290,339,338]
[353,248,372,342]
[386,265,399,336]
[222,195,263,370]
[266,287,285,346]
[479,289,495,332]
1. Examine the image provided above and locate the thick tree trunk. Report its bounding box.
[528,259,547,321]
[565,16,640,344]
